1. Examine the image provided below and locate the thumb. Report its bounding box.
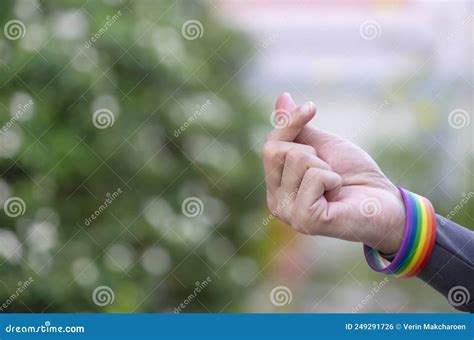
[295,125,344,151]
[268,93,316,142]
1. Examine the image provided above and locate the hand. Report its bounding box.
[263,93,406,254]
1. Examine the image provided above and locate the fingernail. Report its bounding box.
[282,92,294,103]
[300,102,315,115]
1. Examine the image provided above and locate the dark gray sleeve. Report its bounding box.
[417,215,474,313]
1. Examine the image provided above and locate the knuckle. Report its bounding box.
[262,141,278,159]
[319,213,335,225]
[286,148,306,164]
[275,197,293,223]
[303,203,318,218]
[303,145,317,156]
[304,167,321,181]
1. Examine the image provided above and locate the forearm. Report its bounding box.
[417,215,474,313]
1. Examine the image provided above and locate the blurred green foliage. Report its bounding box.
[0,0,269,312]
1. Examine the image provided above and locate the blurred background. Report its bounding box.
[0,0,472,313]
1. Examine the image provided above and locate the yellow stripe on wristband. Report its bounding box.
[395,194,428,277]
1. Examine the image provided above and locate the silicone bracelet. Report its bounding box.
[364,187,436,278]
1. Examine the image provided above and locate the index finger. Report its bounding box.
[268,93,316,142]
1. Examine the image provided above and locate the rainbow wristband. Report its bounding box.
[364,187,436,278]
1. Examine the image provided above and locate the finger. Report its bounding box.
[280,149,331,201]
[298,168,342,205]
[275,92,296,112]
[263,140,317,192]
[268,94,316,142]
[295,125,345,153]
[294,168,342,232]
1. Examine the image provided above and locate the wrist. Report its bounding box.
[362,185,405,254]
[380,185,406,253]
[363,187,437,278]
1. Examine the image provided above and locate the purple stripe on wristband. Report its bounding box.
[364,187,413,273]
